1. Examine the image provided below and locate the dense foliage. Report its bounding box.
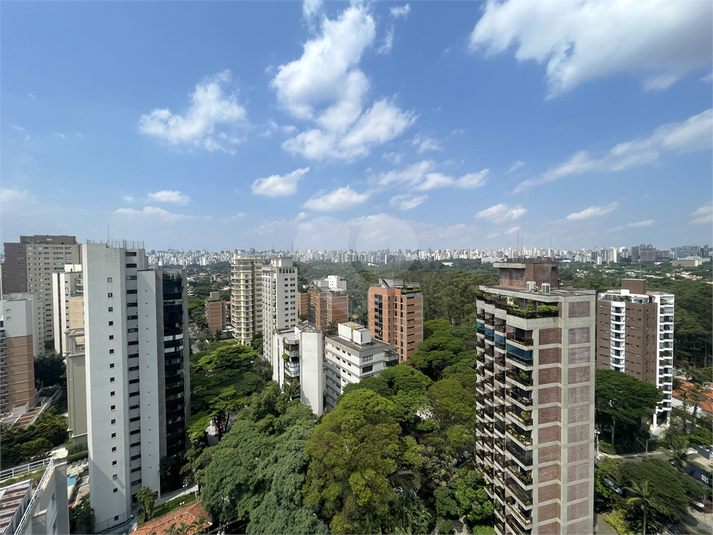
[0,408,68,469]
[34,352,67,390]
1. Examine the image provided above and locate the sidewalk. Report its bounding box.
[156,483,198,506]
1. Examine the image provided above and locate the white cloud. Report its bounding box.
[504,226,521,236]
[690,203,713,225]
[24,135,30,142]
[515,109,713,192]
[146,190,191,205]
[507,160,524,173]
[377,27,395,55]
[702,72,713,83]
[303,0,322,21]
[251,167,309,197]
[470,0,712,98]
[10,125,24,131]
[627,219,655,228]
[122,195,135,203]
[390,5,411,19]
[28,93,36,100]
[272,5,415,160]
[75,132,84,138]
[138,70,246,153]
[390,193,428,211]
[475,203,527,223]
[303,186,371,211]
[413,135,444,153]
[54,133,65,139]
[373,161,488,192]
[0,188,29,205]
[383,151,402,164]
[112,206,191,223]
[565,202,619,221]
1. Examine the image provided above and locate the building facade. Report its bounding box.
[368,279,423,363]
[303,290,349,331]
[262,257,298,362]
[596,279,674,426]
[0,295,38,417]
[83,241,190,531]
[205,291,227,335]
[2,235,80,347]
[272,324,324,415]
[230,254,264,345]
[475,259,596,535]
[324,322,397,412]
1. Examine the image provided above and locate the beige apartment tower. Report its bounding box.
[475,259,596,535]
[2,235,80,347]
[230,254,265,345]
[367,279,423,363]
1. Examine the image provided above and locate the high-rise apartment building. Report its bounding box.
[230,254,265,345]
[368,279,423,363]
[596,279,674,426]
[262,257,298,363]
[324,322,397,412]
[475,259,596,535]
[0,294,38,417]
[83,241,190,531]
[205,291,228,335]
[51,264,87,445]
[302,290,349,331]
[272,324,324,415]
[2,235,80,347]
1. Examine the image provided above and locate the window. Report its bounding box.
[113,489,118,494]
[362,365,373,373]
[112,460,117,466]
[110,377,115,382]
[110,363,115,368]
[126,263,137,268]
[112,446,117,452]
[107,277,113,283]
[126,251,137,257]
[111,405,116,410]
[111,391,116,397]
[127,275,137,280]
[127,315,138,320]
[109,335,114,340]
[111,433,117,438]
[111,419,116,424]
[127,289,137,294]
[109,321,114,326]
[108,307,113,312]
[108,292,113,298]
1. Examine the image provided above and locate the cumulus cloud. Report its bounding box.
[690,203,713,225]
[113,206,191,223]
[390,5,411,19]
[390,193,428,211]
[272,5,415,160]
[146,190,191,205]
[413,135,444,153]
[303,186,371,211]
[515,108,713,192]
[0,188,29,205]
[139,70,246,153]
[475,203,527,223]
[608,219,655,232]
[565,202,619,221]
[373,161,488,191]
[377,27,395,55]
[470,0,712,97]
[251,167,310,197]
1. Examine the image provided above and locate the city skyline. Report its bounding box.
[2,1,711,252]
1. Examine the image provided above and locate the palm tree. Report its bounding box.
[625,480,668,535]
[669,434,690,471]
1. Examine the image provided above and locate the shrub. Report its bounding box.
[436,517,452,534]
[604,511,632,535]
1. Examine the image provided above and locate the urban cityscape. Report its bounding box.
[1,2,711,535]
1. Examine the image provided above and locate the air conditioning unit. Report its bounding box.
[526,281,537,292]
[542,283,551,295]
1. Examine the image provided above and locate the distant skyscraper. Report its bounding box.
[596,279,674,425]
[262,257,298,364]
[2,235,80,347]
[230,254,265,345]
[368,279,423,363]
[475,259,596,535]
[0,294,38,417]
[83,241,190,531]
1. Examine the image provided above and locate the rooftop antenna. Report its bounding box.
[107,224,110,243]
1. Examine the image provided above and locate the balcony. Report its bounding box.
[506,425,532,447]
[506,332,533,347]
[506,368,533,388]
[506,345,534,368]
[506,499,533,528]
[506,461,532,487]
[506,440,533,467]
[507,408,533,428]
[507,388,533,407]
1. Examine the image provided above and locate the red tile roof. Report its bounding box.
[131,501,211,535]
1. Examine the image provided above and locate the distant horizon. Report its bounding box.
[2,1,711,252]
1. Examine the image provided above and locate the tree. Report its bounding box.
[302,389,422,534]
[668,433,690,471]
[454,468,493,526]
[625,480,666,535]
[160,454,182,494]
[69,494,95,534]
[595,369,663,446]
[136,486,158,521]
[34,352,66,389]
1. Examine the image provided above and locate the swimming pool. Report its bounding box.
[67,475,77,487]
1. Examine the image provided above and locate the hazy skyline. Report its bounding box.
[2,1,711,252]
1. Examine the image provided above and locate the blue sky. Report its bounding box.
[2,0,711,252]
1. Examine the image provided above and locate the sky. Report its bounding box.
[2,0,712,253]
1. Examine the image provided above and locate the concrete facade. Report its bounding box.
[230,255,264,345]
[0,295,38,417]
[2,236,80,346]
[475,259,596,535]
[83,241,190,531]
[324,322,397,412]
[262,257,298,366]
[596,279,674,425]
[368,279,423,363]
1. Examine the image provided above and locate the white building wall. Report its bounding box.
[299,329,323,416]
[263,257,297,374]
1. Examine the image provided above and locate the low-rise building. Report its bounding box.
[324,322,397,412]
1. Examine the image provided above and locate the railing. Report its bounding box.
[506,369,533,387]
[507,389,533,407]
[506,462,532,486]
[507,408,533,427]
[13,458,54,535]
[507,499,533,527]
[0,457,52,483]
[506,333,533,346]
[506,479,533,507]
[506,440,533,467]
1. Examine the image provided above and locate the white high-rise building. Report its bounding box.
[230,254,265,346]
[83,241,190,531]
[272,324,324,415]
[262,257,298,363]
